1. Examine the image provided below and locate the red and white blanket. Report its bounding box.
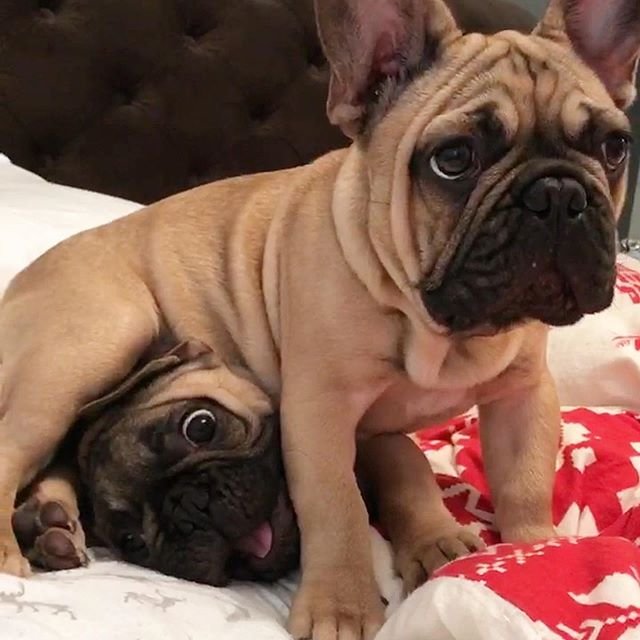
[377,408,640,640]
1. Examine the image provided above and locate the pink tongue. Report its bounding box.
[235,522,274,559]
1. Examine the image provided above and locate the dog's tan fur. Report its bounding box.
[1,0,639,638]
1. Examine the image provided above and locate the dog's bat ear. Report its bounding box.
[78,339,214,418]
[169,339,212,362]
[313,0,461,138]
[536,0,640,109]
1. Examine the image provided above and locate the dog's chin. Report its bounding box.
[226,490,300,582]
[421,206,617,335]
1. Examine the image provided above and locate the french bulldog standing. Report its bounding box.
[0,0,637,638]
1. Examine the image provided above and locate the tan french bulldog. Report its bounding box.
[0,0,637,637]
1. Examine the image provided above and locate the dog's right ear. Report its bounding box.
[536,0,640,109]
[78,339,214,419]
[315,0,461,138]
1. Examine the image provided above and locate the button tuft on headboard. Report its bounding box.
[32,143,58,173]
[113,85,138,107]
[185,21,215,41]
[110,69,141,108]
[37,0,63,13]
[249,102,274,124]
[306,45,325,70]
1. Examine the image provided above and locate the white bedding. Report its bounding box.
[1,549,296,640]
[0,156,140,292]
[2,154,640,639]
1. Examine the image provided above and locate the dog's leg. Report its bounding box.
[13,465,88,571]
[0,295,156,575]
[356,434,485,594]
[478,369,559,543]
[282,386,385,640]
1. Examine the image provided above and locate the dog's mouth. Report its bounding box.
[234,520,275,559]
[228,490,299,581]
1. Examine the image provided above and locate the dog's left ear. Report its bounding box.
[78,339,214,418]
[536,0,640,109]
[314,0,461,138]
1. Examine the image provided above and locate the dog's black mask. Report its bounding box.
[79,397,299,587]
[421,163,617,332]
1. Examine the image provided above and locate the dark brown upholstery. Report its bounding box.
[0,0,534,204]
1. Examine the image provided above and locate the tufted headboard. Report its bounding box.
[0,0,535,205]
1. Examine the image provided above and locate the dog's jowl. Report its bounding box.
[0,0,639,639]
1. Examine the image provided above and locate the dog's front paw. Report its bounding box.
[12,497,88,571]
[288,569,385,640]
[396,526,485,594]
[0,535,31,577]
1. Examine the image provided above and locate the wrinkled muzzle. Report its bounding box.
[422,165,618,333]
[149,422,299,585]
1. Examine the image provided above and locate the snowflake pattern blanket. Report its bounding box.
[376,409,640,640]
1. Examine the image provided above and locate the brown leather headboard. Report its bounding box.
[0,0,534,204]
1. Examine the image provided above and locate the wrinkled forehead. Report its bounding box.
[81,362,274,508]
[131,359,274,427]
[404,30,630,149]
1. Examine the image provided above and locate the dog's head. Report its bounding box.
[317,0,640,333]
[75,340,299,586]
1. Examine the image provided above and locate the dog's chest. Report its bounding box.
[360,382,473,434]
[403,325,524,390]
[359,328,527,434]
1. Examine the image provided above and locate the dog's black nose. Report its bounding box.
[520,176,588,220]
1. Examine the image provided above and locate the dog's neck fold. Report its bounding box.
[332,146,417,316]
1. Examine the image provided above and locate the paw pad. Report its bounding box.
[13,498,87,571]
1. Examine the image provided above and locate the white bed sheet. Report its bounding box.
[0,156,140,295]
[2,549,295,640]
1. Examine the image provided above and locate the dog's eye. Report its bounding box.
[602,133,631,172]
[119,532,147,559]
[430,140,477,180]
[181,409,218,445]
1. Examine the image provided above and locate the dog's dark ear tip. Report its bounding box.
[171,339,214,362]
[77,339,215,424]
[536,0,640,108]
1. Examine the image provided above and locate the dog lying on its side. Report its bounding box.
[12,341,482,587]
